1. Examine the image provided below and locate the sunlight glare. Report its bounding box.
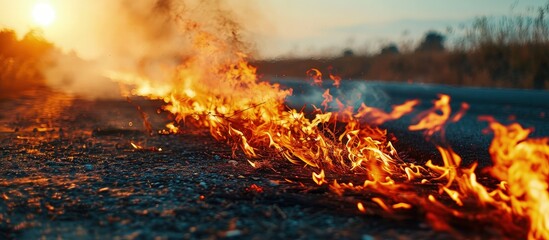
[32,2,56,27]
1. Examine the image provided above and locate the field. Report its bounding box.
[255,2,549,90]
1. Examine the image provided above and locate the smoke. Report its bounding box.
[42,0,256,99]
[44,51,120,99]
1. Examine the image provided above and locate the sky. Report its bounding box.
[0,0,546,59]
[252,0,546,58]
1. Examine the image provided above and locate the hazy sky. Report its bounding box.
[0,0,546,59]
[254,0,546,58]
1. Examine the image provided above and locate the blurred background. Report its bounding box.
[1,0,548,100]
[253,0,549,90]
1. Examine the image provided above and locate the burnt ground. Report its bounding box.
[0,87,532,239]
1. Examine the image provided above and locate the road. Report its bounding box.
[2,81,546,238]
[273,78,549,167]
[0,88,464,239]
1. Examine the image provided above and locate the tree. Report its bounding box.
[342,48,354,57]
[0,29,17,57]
[416,31,446,52]
[19,29,54,59]
[380,43,400,55]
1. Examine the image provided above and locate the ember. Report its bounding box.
[246,184,264,193]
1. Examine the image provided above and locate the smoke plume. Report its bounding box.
[42,0,256,99]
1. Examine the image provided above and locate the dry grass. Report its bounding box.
[255,43,549,90]
[255,2,549,90]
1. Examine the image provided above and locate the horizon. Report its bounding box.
[0,0,546,60]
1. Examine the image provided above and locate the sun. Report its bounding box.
[32,2,56,27]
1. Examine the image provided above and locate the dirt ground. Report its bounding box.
[0,89,513,239]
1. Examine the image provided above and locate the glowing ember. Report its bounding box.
[130,142,142,149]
[357,202,366,213]
[246,184,264,193]
[321,89,333,111]
[312,170,327,185]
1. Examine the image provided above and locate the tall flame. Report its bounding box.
[483,117,549,239]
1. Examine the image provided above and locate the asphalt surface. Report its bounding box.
[274,78,549,167]
[0,88,459,240]
[1,80,547,239]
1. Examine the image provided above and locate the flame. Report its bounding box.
[355,100,419,126]
[130,142,142,149]
[306,68,323,86]
[105,9,549,238]
[246,184,264,193]
[357,202,366,213]
[483,117,549,239]
[312,169,327,185]
[392,202,412,209]
[329,73,341,88]
[409,94,451,137]
[321,89,333,111]
[327,66,341,88]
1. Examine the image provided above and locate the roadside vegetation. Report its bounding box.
[0,29,53,99]
[255,2,549,90]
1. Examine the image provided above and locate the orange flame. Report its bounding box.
[327,66,341,88]
[312,169,327,185]
[483,117,549,239]
[321,89,333,111]
[329,73,341,88]
[355,100,419,125]
[106,11,549,238]
[357,202,367,213]
[409,94,451,137]
[306,68,323,86]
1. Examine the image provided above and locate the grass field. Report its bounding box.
[254,2,549,90]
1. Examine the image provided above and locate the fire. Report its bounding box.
[246,184,264,193]
[408,94,451,137]
[312,169,327,185]
[355,99,419,126]
[329,73,341,88]
[105,7,549,238]
[357,202,366,213]
[321,89,333,111]
[306,68,323,86]
[130,142,142,149]
[483,117,549,239]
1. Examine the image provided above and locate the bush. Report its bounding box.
[0,29,53,99]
